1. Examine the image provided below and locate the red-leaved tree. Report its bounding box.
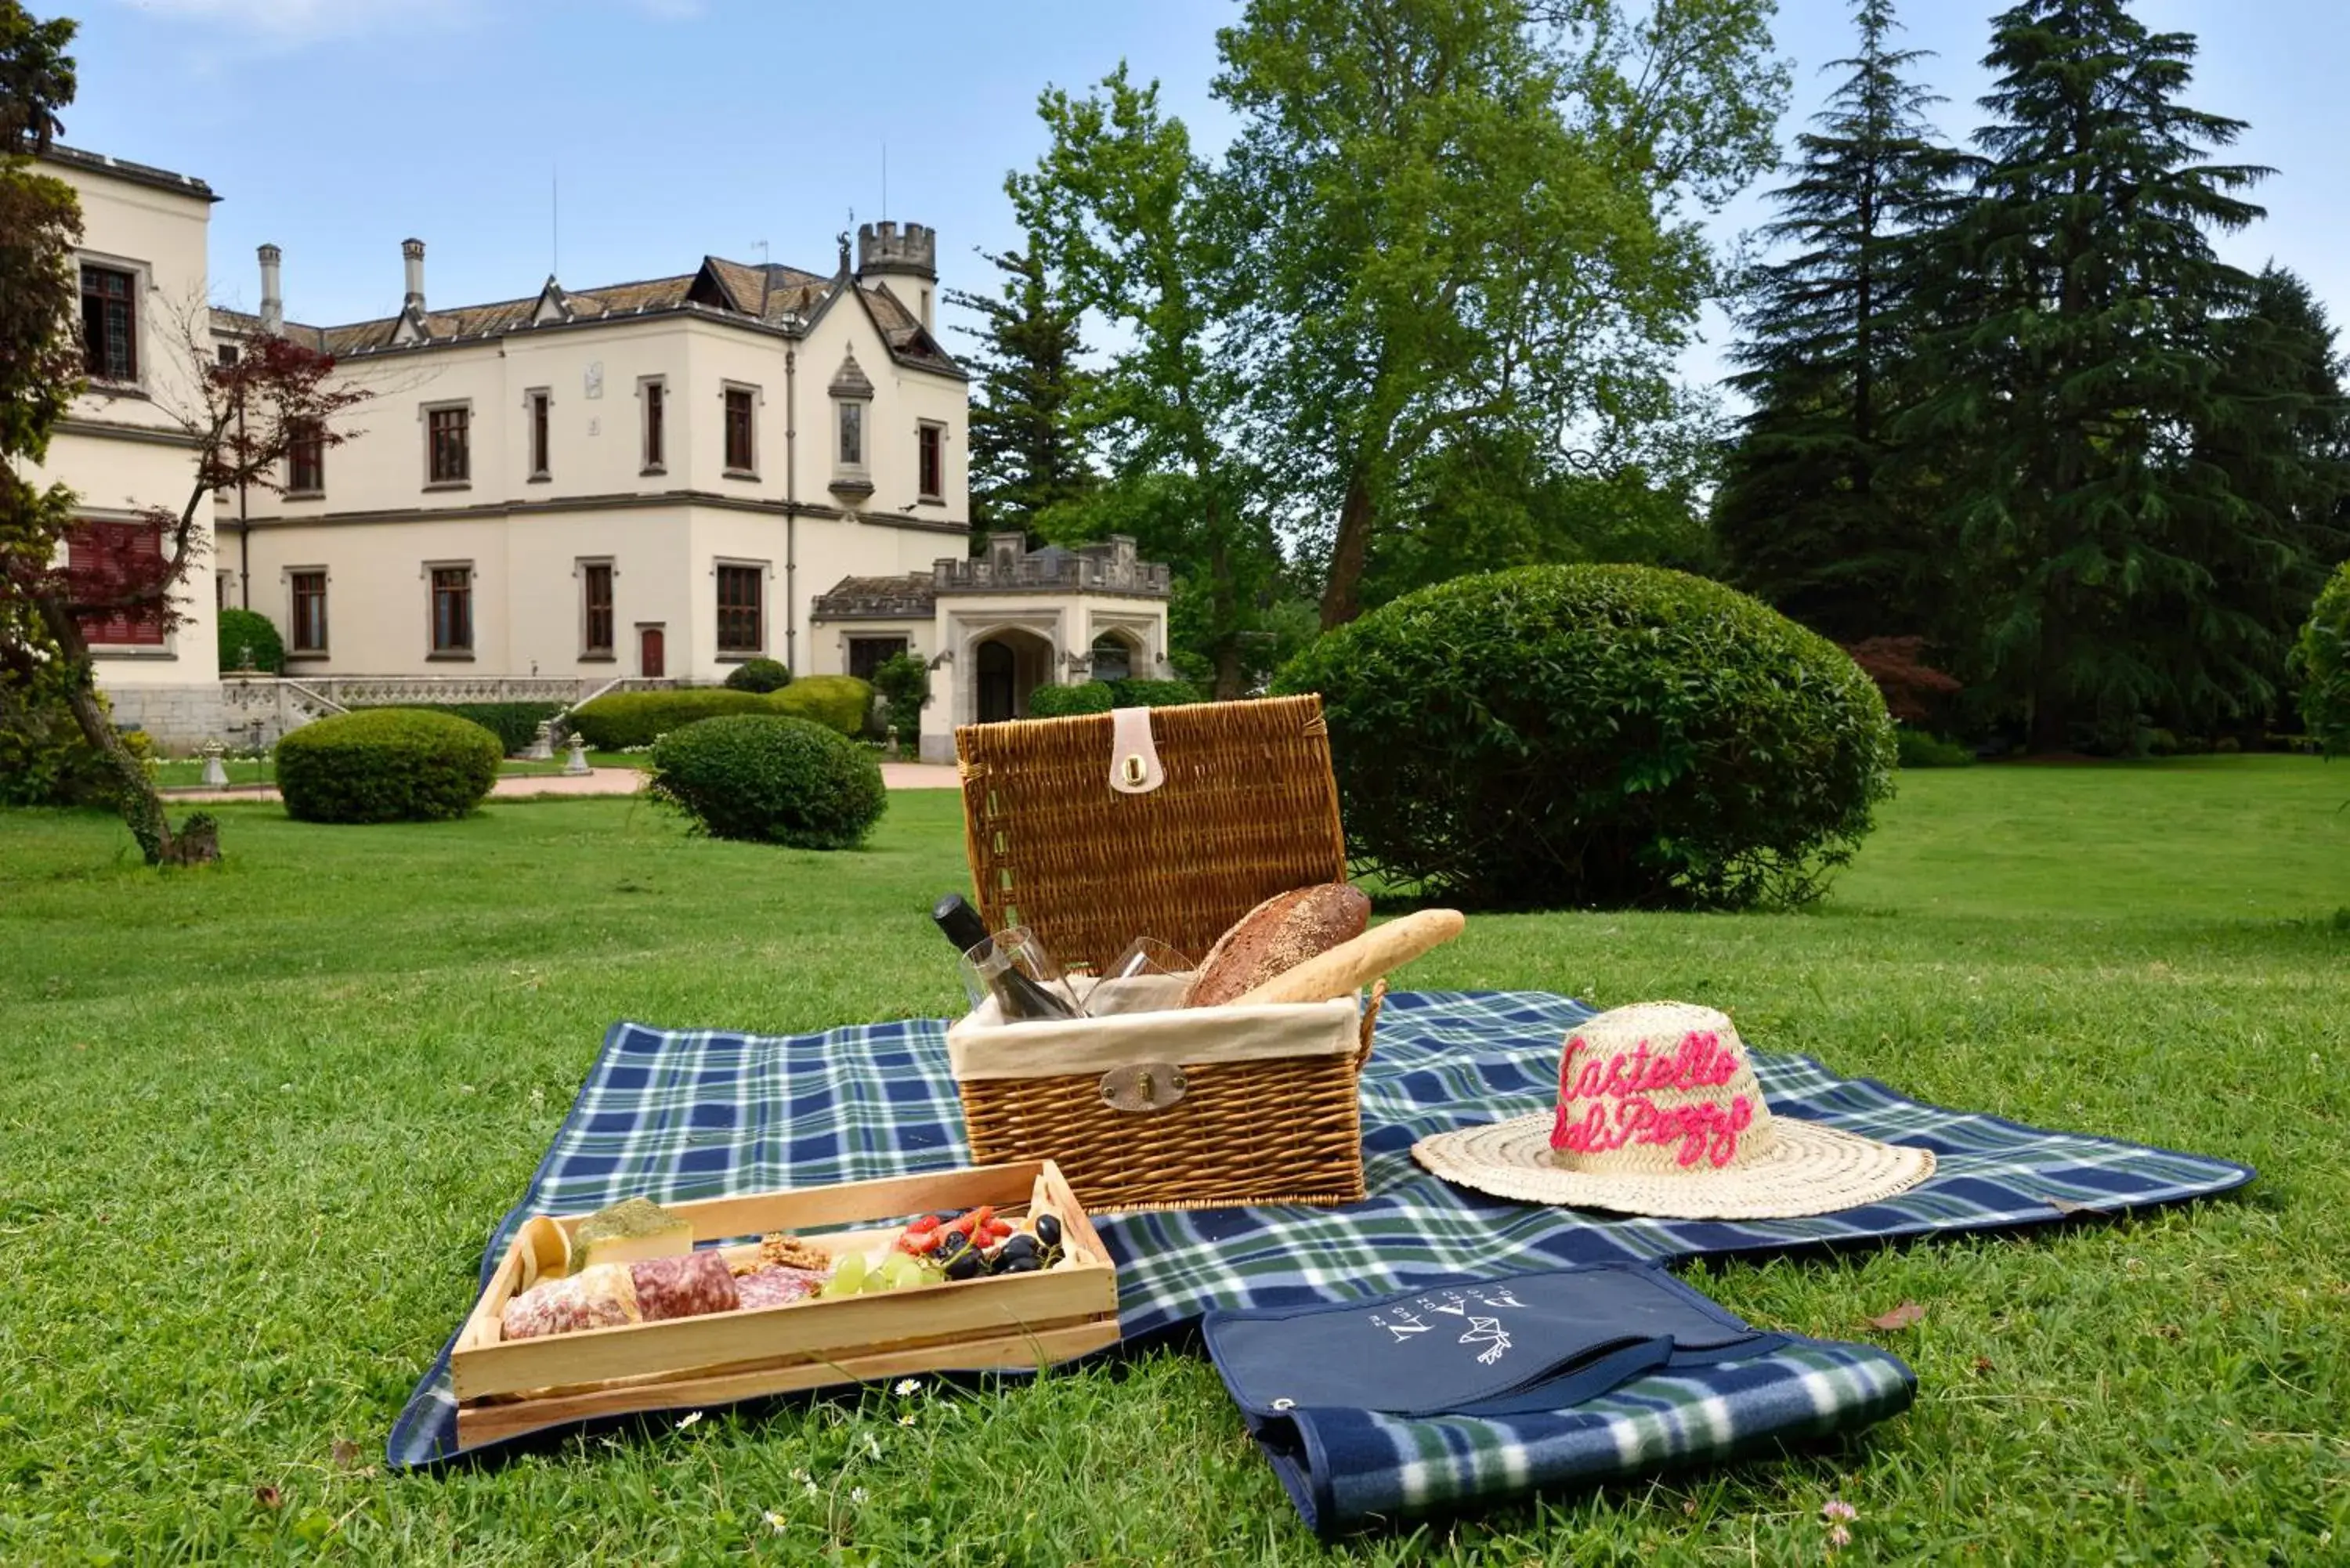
[1840,635,1961,727]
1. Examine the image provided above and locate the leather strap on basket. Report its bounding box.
[1355,978,1388,1069]
[1108,707,1166,795]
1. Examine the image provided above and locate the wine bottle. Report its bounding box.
[932,894,1076,1021]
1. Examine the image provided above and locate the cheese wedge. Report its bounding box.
[571,1196,692,1270]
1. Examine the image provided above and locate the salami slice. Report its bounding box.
[734,1266,826,1310]
[629,1250,741,1321]
[501,1263,641,1340]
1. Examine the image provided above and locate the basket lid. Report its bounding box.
[955,695,1347,974]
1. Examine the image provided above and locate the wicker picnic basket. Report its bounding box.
[953,694,1379,1211]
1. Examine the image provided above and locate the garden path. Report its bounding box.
[161,761,961,804]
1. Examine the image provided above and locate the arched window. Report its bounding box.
[1090,631,1134,683]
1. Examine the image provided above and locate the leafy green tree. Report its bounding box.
[944,246,1096,537]
[1714,0,1961,643]
[0,0,71,153]
[1213,0,1787,627]
[1008,67,1282,698]
[1905,0,2271,750]
[1362,425,1716,609]
[2295,561,2350,757]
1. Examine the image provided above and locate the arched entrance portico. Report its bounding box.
[972,627,1054,722]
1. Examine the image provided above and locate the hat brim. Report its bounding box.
[1412,1111,1936,1221]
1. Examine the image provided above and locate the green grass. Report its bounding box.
[2,757,2346,1563]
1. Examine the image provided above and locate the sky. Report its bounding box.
[50,0,2350,392]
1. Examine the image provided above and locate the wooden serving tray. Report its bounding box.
[450,1160,1119,1447]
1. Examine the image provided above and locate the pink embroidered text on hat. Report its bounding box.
[1412,1001,1936,1220]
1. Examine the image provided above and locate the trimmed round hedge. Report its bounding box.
[1274,565,1895,910]
[772,674,872,736]
[1026,677,1206,718]
[723,657,794,693]
[276,708,502,824]
[217,607,284,675]
[648,714,887,848]
[568,678,872,750]
[566,689,772,750]
[1028,681,1116,717]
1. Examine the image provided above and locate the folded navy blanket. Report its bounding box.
[1202,1264,1916,1537]
[389,990,2252,1471]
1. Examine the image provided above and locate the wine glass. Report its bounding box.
[1079,938,1196,1017]
[956,925,1081,1023]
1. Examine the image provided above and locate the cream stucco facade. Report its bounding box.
[213,228,977,688]
[15,147,226,743]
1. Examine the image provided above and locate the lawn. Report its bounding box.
[2,757,2346,1563]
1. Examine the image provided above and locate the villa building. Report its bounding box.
[19,146,224,741]
[18,142,1171,758]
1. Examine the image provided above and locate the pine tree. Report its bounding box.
[1714,0,1960,644]
[1907,0,2270,750]
[2182,265,2350,730]
[943,247,1094,538]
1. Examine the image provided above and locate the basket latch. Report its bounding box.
[1099,1061,1188,1113]
[1108,706,1166,796]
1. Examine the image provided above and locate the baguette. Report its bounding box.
[1225,909,1465,1006]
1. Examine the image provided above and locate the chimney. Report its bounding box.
[257,243,283,334]
[402,237,426,313]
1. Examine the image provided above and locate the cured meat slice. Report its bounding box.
[501,1263,641,1340]
[628,1250,741,1322]
[734,1266,826,1310]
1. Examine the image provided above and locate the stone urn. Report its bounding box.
[525,719,556,761]
[197,739,230,788]
[562,735,591,776]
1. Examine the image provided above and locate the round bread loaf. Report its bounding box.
[1186,883,1372,1008]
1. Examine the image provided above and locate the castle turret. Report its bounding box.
[856,220,937,331]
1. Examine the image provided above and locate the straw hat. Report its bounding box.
[1412,1001,1935,1219]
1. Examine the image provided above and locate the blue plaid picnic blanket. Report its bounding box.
[1200,1265,1922,1537]
[389,989,2253,1476]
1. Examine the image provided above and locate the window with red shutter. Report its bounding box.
[67,522,167,646]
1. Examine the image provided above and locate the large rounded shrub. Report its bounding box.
[1274,565,1896,910]
[647,714,887,848]
[217,607,284,674]
[723,657,794,693]
[276,708,502,824]
[2294,560,2350,757]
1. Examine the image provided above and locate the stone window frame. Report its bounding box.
[712,556,768,659]
[721,381,761,479]
[577,556,616,662]
[525,386,554,482]
[421,398,473,490]
[638,375,667,475]
[284,565,331,659]
[77,250,151,395]
[916,419,947,505]
[425,558,475,659]
[285,417,327,497]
